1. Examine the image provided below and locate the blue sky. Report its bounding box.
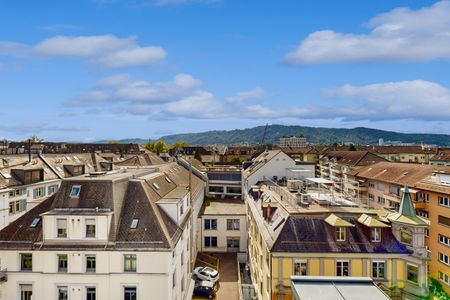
[1,0,450,142]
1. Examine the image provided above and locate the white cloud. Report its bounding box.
[324,80,450,121]
[226,87,268,102]
[0,123,89,134]
[0,34,166,68]
[285,1,450,64]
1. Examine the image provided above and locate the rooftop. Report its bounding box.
[202,199,246,215]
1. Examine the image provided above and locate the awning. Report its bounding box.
[357,214,390,228]
[325,213,355,227]
[306,178,334,185]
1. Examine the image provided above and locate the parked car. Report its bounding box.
[193,281,217,299]
[193,266,219,283]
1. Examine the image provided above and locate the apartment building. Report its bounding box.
[244,150,315,188]
[348,162,450,294]
[0,163,206,300]
[245,182,430,300]
[429,150,450,166]
[319,151,386,194]
[198,199,247,253]
[372,146,437,164]
[279,136,307,148]
[0,153,117,230]
[206,165,243,199]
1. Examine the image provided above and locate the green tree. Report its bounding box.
[194,150,202,161]
[349,144,357,151]
[24,136,43,143]
[171,141,189,149]
[153,140,169,154]
[230,156,244,165]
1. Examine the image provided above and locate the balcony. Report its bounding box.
[413,201,427,210]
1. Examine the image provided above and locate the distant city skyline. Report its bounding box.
[1,0,450,141]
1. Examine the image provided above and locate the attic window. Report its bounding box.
[70,185,81,198]
[165,177,172,183]
[30,217,40,228]
[130,218,139,229]
[152,183,160,190]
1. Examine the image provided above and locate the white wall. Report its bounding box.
[199,214,247,253]
[246,152,297,188]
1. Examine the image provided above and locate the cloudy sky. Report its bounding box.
[1,0,450,141]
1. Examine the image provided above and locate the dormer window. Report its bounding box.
[85,219,96,238]
[70,186,81,198]
[371,227,381,242]
[336,227,346,241]
[57,219,67,238]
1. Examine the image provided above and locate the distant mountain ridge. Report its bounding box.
[97,125,450,146]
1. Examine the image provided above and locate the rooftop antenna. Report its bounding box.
[261,123,269,150]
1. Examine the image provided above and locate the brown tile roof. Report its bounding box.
[323,151,386,167]
[351,161,450,186]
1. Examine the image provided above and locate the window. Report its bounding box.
[124,287,137,300]
[21,253,32,271]
[372,261,385,279]
[33,187,45,199]
[8,199,27,215]
[130,218,139,229]
[227,219,240,230]
[417,210,429,219]
[58,254,68,272]
[439,234,450,247]
[204,236,217,248]
[227,238,240,250]
[58,286,68,300]
[336,261,349,276]
[439,215,450,227]
[417,192,429,202]
[294,260,307,276]
[48,184,58,195]
[439,196,450,208]
[368,193,374,201]
[173,272,176,288]
[70,185,81,198]
[30,217,40,228]
[124,254,137,272]
[439,253,450,266]
[377,183,385,191]
[24,170,42,184]
[86,255,96,272]
[57,219,67,238]
[439,271,450,286]
[400,230,413,245]
[368,182,375,188]
[377,196,385,205]
[407,264,419,283]
[180,203,184,216]
[86,287,96,300]
[85,219,96,238]
[204,219,217,230]
[20,284,33,300]
[371,228,381,242]
[336,227,346,241]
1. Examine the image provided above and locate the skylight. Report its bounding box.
[152,183,160,190]
[30,217,40,228]
[65,156,71,161]
[165,177,172,183]
[70,185,81,198]
[130,218,139,229]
